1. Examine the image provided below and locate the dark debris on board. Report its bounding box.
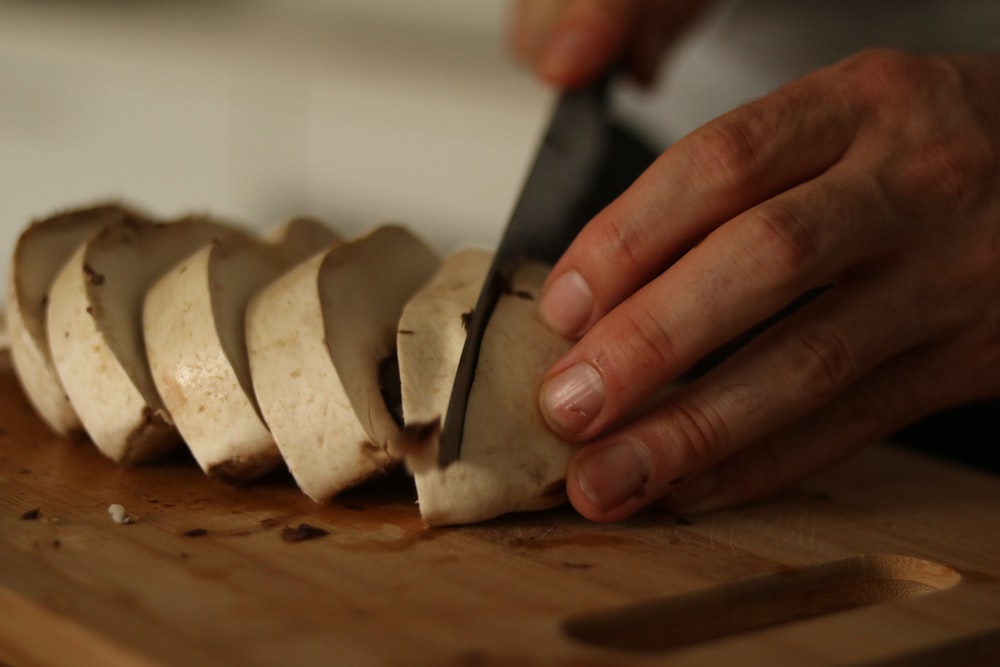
[281,523,329,542]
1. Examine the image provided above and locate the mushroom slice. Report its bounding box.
[46,216,238,464]
[395,250,573,526]
[247,225,439,501]
[144,218,341,482]
[6,203,149,436]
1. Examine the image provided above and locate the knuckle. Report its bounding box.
[591,211,647,276]
[939,137,993,207]
[608,305,681,378]
[739,203,819,281]
[891,133,994,216]
[686,114,763,195]
[663,397,727,470]
[839,50,995,215]
[786,323,858,395]
[840,48,928,107]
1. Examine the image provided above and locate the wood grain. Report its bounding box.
[1,348,999,666]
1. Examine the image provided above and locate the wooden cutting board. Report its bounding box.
[1,348,999,667]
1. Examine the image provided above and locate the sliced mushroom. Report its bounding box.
[46,216,238,464]
[395,250,574,526]
[247,225,439,501]
[144,218,341,482]
[6,203,149,436]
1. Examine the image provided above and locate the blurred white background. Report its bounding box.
[2,0,996,314]
[0,0,551,308]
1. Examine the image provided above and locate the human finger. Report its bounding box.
[532,0,641,88]
[507,0,566,65]
[539,163,893,441]
[662,335,989,515]
[538,71,860,339]
[560,256,966,522]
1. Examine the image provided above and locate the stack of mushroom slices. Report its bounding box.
[6,202,573,526]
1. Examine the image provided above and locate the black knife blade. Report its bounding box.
[436,77,612,468]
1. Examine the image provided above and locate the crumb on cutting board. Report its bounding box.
[108,504,136,525]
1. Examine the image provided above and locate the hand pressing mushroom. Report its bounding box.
[247,225,439,501]
[144,218,341,482]
[395,250,574,526]
[6,203,150,436]
[46,216,239,464]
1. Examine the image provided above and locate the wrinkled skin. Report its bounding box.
[511,0,1000,522]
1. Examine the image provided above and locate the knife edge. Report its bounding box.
[436,78,612,468]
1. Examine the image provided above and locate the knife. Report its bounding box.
[436,77,614,468]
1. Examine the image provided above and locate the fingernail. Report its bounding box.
[539,28,592,80]
[539,270,592,337]
[540,362,605,436]
[576,442,652,512]
[667,470,721,509]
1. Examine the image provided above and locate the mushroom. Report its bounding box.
[395,249,574,526]
[6,203,149,436]
[46,216,238,464]
[143,218,341,482]
[246,225,439,501]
